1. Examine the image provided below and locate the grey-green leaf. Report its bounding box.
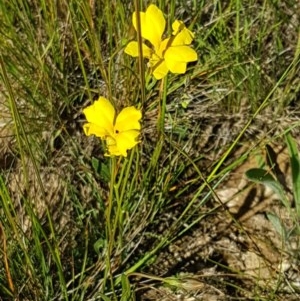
[245,168,286,204]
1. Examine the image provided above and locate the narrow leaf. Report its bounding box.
[120,274,132,301]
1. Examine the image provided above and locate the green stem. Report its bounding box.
[134,0,146,108]
[102,157,117,297]
[158,76,168,135]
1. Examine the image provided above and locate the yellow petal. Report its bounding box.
[172,20,194,45]
[83,123,107,137]
[124,41,152,58]
[133,5,165,50]
[106,144,122,157]
[152,60,169,79]
[157,38,169,57]
[164,46,197,73]
[105,136,122,156]
[106,136,117,147]
[115,106,142,132]
[115,130,140,157]
[83,97,115,137]
[167,61,187,74]
[172,28,194,46]
[172,20,184,35]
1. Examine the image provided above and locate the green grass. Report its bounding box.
[0,0,300,300]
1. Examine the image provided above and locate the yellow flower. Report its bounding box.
[124,4,198,80]
[83,97,142,157]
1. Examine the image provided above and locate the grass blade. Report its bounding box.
[285,133,300,217]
